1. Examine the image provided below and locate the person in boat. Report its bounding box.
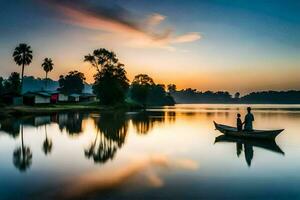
[244,107,254,131]
[237,113,243,131]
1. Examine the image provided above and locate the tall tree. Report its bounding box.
[59,71,86,94]
[131,74,175,106]
[41,58,54,89]
[0,77,4,95]
[167,84,177,93]
[84,48,129,105]
[131,74,154,107]
[3,72,21,94]
[234,92,240,99]
[13,43,33,93]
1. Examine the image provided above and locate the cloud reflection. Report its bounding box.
[58,154,198,199]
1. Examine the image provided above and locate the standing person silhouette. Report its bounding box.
[236,113,243,131]
[244,107,254,131]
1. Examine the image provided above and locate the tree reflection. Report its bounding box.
[13,124,32,172]
[42,125,53,155]
[58,113,86,135]
[0,110,178,169]
[131,111,169,135]
[0,118,21,138]
[85,113,128,163]
[215,135,284,167]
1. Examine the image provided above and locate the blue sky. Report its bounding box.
[0,0,299,93]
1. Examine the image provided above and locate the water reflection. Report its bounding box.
[58,113,86,135]
[0,111,176,171]
[84,113,128,163]
[132,111,167,134]
[0,118,21,138]
[0,109,288,172]
[215,135,285,167]
[42,125,53,155]
[13,125,32,172]
[1,105,300,199]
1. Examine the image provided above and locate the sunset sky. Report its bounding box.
[0,0,299,93]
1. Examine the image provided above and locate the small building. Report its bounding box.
[58,93,68,102]
[23,92,51,105]
[1,93,23,105]
[79,93,97,102]
[68,94,80,102]
[46,91,59,104]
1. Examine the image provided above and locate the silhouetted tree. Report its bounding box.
[131,75,175,106]
[41,58,54,89]
[13,43,33,92]
[0,77,4,95]
[13,125,32,172]
[84,48,129,105]
[172,88,232,103]
[241,90,300,104]
[42,125,53,155]
[59,71,86,94]
[3,72,21,94]
[167,84,177,93]
[148,84,175,106]
[234,92,240,99]
[131,74,154,107]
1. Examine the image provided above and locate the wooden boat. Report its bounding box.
[214,121,284,140]
[214,135,284,155]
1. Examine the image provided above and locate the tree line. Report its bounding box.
[0,44,175,107]
[169,87,300,104]
[2,43,299,105]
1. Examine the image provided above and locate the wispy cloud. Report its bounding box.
[41,0,201,50]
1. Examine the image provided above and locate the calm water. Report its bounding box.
[1,104,300,199]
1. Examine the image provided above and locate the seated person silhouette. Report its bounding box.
[244,107,254,131]
[237,113,243,131]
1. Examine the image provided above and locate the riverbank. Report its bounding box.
[0,102,143,118]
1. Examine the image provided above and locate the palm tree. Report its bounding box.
[41,58,54,89]
[13,43,33,93]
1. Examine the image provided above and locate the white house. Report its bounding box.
[58,93,68,102]
[79,93,97,102]
[23,92,51,105]
[68,94,80,102]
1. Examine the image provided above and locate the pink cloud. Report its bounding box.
[42,0,201,50]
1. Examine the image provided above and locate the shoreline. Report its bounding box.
[0,102,143,118]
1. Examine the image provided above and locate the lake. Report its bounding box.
[1,104,300,199]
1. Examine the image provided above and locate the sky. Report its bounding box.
[0,0,299,94]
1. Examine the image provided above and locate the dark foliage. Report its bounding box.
[130,74,175,106]
[171,86,300,104]
[59,71,86,94]
[41,58,54,89]
[3,72,21,94]
[241,91,300,104]
[85,48,129,105]
[0,77,4,95]
[167,84,177,93]
[172,88,232,103]
[130,74,154,106]
[13,43,33,91]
